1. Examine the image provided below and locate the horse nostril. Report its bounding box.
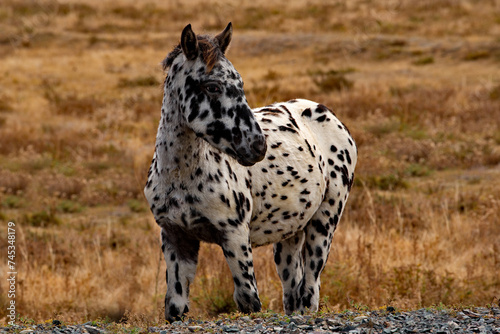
[252,136,267,156]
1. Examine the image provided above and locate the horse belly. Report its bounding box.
[248,133,327,247]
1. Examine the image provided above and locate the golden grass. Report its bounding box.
[1,0,499,325]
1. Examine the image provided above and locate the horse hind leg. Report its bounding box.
[161,225,200,323]
[273,231,305,314]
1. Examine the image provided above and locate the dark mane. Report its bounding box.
[162,35,223,73]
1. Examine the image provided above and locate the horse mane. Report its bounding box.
[162,35,222,73]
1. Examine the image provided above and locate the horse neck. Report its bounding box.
[154,91,203,177]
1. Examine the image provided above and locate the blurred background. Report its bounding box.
[0,0,499,324]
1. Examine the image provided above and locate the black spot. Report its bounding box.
[314,259,324,280]
[278,125,297,133]
[304,139,315,158]
[315,104,330,113]
[315,246,323,258]
[311,219,328,237]
[345,150,352,164]
[274,243,282,265]
[224,249,236,258]
[175,282,183,295]
[282,268,290,281]
[193,216,210,225]
[316,114,327,122]
[206,120,232,144]
[330,145,337,153]
[301,108,312,117]
[288,116,299,129]
[233,276,241,287]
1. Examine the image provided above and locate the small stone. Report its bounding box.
[19,330,34,334]
[223,325,240,333]
[240,316,251,322]
[354,316,368,322]
[159,330,168,334]
[447,321,460,330]
[188,325,203,332]
[297,324,313,330]
[290,315,305,324]
[84,325,103,334]
[326,318,342,326]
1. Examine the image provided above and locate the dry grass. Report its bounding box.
[1,0,499,325]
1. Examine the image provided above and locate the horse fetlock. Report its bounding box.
[165,295,189,323]
[234,288,261,313]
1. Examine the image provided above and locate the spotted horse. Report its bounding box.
[144,23,357,322]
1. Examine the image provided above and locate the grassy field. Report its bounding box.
[1,0,499,325]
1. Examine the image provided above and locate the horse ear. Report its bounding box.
[215,22,232,54]
[181,24,199,60]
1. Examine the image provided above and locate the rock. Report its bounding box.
[289,315,305,324]
[188,326,203,332]
[222,325,240,332]
[84,325,103,334]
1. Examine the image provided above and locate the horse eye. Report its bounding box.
[205,83,221,94]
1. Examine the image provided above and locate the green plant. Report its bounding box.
[412,56,434,65]
[57,200,85,213]
[23,209,61,227]
[464,51,490,61]
[1,195,26,208]
[127,199,147,213]
[405,164,432,177]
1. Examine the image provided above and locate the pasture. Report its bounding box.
[0,0,499,324]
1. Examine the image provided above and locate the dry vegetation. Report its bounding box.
[1,0,500,326]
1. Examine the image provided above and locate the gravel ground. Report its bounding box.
[2,307,499,333]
